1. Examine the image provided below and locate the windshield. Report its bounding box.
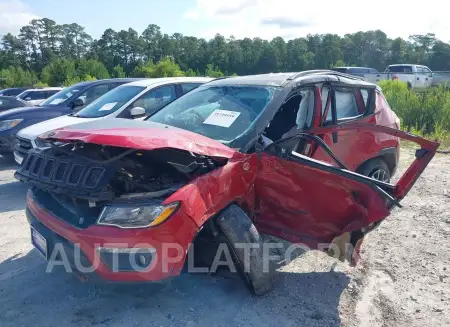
[74,85,145,118]
[16,90,30,99]
[40,85,82,106]
[149,85,278,144]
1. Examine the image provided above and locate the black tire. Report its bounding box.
[357,158,391,183]
[216,205,275,295]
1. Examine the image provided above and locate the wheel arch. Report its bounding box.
[356,147,398,176]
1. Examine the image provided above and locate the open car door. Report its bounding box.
[254,124,439,266]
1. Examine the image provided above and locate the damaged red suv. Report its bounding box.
[16,71,438,295]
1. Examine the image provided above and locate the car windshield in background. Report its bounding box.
[149,85,278,144]
[74,85,145,118]
[40,85,81,106]
[332,68,348,73]
[388,66,413,73]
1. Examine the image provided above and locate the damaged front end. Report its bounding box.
[15,141,227,229]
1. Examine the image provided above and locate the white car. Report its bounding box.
[17,87,63,106]
[14,77,213,164]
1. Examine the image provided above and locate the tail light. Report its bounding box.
[392,75,398,80]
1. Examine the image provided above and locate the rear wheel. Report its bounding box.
[358,158,391,183]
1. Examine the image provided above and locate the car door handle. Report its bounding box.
[417,77,420,80]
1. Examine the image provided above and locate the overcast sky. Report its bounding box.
[1,0,448,41]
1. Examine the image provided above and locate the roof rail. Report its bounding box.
[287,69,367,82]
[210,76,232,82]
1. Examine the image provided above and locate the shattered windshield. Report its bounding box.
[149,85,279,143]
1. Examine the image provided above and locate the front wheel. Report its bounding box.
[358,158,391,183]
[216,205,275,295]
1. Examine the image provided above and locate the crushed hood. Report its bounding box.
[39,118,238,159]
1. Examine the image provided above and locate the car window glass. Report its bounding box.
[149,85,278,143]
[41,85,82,106]
[335,89,359,119]
[181,83,202,94]
[389,65,413,73]
[46,90,59,98]
[74,85,145,118]
[360,89,369,107]
[26,91,46,100]
[132,85,176,115]
[77,84,110,106]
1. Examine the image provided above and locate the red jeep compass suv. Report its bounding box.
[16,71,438,294]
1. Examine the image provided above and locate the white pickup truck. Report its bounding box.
[333,64,433,90]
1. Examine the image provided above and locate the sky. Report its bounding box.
[0,0,449,41]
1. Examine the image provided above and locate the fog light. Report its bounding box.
[137,254,151,268]
[97,247,155,272]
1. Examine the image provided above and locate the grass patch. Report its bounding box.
[379,81,450,149]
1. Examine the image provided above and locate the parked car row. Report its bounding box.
[3,71,439,295]
[333,64,434,89]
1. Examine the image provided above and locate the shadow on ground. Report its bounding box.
[0,155,17,171]
[0,249,349,327]
[0,181,28,213]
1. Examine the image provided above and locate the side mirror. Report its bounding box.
[25,97,31,101]
[130,107,146,119]
[72,98,85,108]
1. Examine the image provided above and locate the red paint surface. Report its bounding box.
[28,190,199,282]
[40,126,237,159]
[27,86,438,281]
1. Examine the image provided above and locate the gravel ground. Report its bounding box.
[0,148,449,327]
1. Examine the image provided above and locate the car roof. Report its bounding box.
[71,78,143,88]
[124,77,214,87]
[0,87,30,91]
[206,70,377,88]
[334,66,375,70]
[24,87,63,91]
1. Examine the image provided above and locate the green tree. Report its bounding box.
[0,66,38,87]
[112,65,126,78]
[76,59,110,79]
[205,64,224,77]
[133,57,184,77]
[41,58,76,86]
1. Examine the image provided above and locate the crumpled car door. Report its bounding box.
[254,124,438,265]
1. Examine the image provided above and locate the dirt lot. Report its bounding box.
[0,148,449,327]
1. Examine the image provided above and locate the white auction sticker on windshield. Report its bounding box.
[98,102,118,111]
[49,98,63,105]
[203,109,241,128]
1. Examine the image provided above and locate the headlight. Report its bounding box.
[97,202,179,229]
[34,138,62,149]
[0,119,23,131]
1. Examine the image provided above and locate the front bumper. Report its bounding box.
[26,190,199,282]
[14,136,33,164]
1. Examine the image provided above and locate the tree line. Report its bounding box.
[2,18,450,87]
